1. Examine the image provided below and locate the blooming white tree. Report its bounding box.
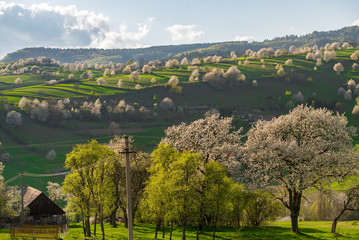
[293,92,304,103]
[135,84,142,90]
[46,149,56,161]
[167,76,179,86]
[129,71,140,82]
[285,59,293,66]
[47,80,57,85]
[202,68,226,89]
[243,105,358,233]
[14,78,22,84]
[342,42,350,49]
[191,58,200,65]
[344,90,352,101]
[122,65,132,74]
[150,78,157,84]
[117,79,123,88]
[224,66,245,81]
[316,58,322,67]
[333,63,344,75]
[323,50,336,62]
[230,51,237,60]
[96,78,106,85]
[353,63,359,71]
[277,67,285,77]
[165,59,180,68]
[162,114,243,172]
[350,50,359,61]
[180,57,189,65]
[142,64,151,74]
[347,79,356,91]
[306,53,315,61]
[289,46,296,54]
[159,97,173,110]
[5,111,22,126]
[47,181,63,203]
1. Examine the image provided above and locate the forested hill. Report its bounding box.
[0,43,215,64]
[175,26,359,59]
[1,26,359,64]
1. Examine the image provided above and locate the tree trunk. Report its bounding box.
[182,221,186,240]
[212,223,216,240]
[170,221,173,240]
[155,219,161,239]
[94,214,97,236]
[290,210,299,233]
[331,209,346,233]
[288,189,302,233]
[76,215,80,223]
[110,209,117,227]
[123,208,128,228]
[196,224,200,240]
[162,221,165,238]
[85,217,91,237]
[331,217,339,233]
[101,220,105,240]
[82,219,86,237]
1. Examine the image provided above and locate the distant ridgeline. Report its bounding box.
[1,26,359,64]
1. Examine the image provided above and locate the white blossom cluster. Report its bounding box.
[162,114,243,172]
[243,105,357,191]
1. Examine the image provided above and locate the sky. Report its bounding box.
[0,0,359,58]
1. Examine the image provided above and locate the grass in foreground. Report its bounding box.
[0,221,358,239]
[63,221,359,240]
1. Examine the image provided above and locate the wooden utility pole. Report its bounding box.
[124,136,133,240]
[20,171,26,225]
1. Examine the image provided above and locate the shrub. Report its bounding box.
[244,190,284,226]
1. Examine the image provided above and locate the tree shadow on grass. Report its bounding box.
[238,226,327,240]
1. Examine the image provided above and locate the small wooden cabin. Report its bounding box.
[23,186,66,226]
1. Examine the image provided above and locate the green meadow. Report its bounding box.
[0,221,359,239]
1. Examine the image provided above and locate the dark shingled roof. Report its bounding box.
[23,186,42,207]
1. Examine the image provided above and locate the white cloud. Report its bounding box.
[0,2,153,55]
[167,24,204,41]
[234,35,255,42]
[353,18,359,26]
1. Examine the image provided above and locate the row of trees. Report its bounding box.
[16,96,176,123]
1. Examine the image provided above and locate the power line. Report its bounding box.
[4,154,119,184]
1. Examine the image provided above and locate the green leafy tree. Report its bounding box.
[108,136,151,228]
[63,140,116,238]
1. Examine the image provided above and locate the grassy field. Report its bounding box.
[0,221,358,239]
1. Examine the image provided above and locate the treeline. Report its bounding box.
[2,26,359,64]
[175,26,359,60]
[1,43,215,64]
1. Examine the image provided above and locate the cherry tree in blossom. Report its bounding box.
[243,105,358,233]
